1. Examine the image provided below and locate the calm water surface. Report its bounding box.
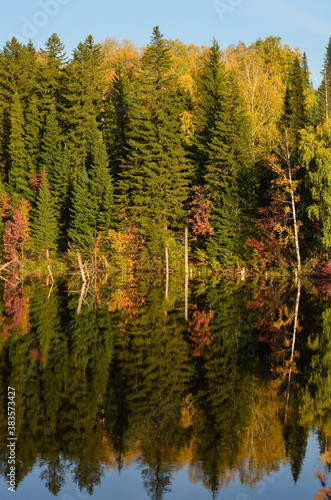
[0,275,330,499]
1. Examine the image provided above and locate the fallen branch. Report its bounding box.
[0,259,18,273]
[47,265,54,284]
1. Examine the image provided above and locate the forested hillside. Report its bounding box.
[0,27,330,274]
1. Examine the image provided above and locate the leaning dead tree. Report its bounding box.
[71,251,108,314]
[0,259,21,284]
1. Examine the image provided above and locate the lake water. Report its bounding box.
[0,274,330,499]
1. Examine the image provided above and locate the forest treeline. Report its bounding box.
[1,27,331,273]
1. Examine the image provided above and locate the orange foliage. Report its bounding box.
[108,279,144,317]
[188,304,213,357]
[105,226,143,270]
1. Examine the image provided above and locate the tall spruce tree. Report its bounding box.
[24,96,41,176]
[39,105,62,173]
[68,167,96,252]
[118,26,190,264]
[49,149,71,250]
[31,177,58,259]
[87,125,113,233]
[0,39,39,180]
[61,35,105,174]
[104,61,132,183]
[0,38,39,106]
[193,38,229,185]
[39,33,67,114]
[195,40,252,265]
[7,92,33,200]
[318,37,331,122]
[284,56,307,139]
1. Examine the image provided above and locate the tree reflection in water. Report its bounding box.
[0,275,330,497]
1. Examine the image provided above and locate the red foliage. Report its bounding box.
[30,341,47,363]
[30,171,47,197]
[189,186,214,243]
[246,203,288,268]
[246,299,266,311]
[0,192,12,218]
[188,304,213,357]
[318,260,331,296]
[2,199,30,261]
[320,260,331,278]
[322,282,331,297]
[1,277,30,339]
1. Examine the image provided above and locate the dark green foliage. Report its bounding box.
[104,61,133,182]
[49,149,71,251]
[0,38,39,105]
[39,105,62,173]
[194,40,252,265]
[68,124,113,251]
[118,27,190,264]
[68,167,95,251]
[7,92,33,200]
[24,97,41,176]
[194,38,229,184]
[39,33,67,113]
[284,56,308,141]
[31,176,58,258]
[318,36,331,123]
[61,35,105,172]
[88,126,113,233]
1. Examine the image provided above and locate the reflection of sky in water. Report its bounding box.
[1,431,327,499]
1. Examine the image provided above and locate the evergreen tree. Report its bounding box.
[24,96,41,176]
[39,33,67,113]
[318,37,331,122]
[49,150,71,250]
[61,35,105,173]
[194,40,252,265]
[0,38,39,106]
[302,52,310,88]
[68,167,95,251]
[118,26,190,263]
[104,61,132,182]
[31,177,58,258]
[284,56,307,140]
[0,39,39,179]
[193,38,229,184]
[7,92,33,200]
[87,128,113,233]
[39,105,62,173]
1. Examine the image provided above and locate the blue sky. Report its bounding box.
[1,0,331,87]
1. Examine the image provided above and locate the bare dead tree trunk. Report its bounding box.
[184,227,189,275]
[285,128,301,275]
[77,282,87,315]
[165,247,169,300]
[77,252,87,283]
[165,247,169,275]
[184,273,188,321]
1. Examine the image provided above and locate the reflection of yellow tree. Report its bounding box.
[236,379,287,487]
